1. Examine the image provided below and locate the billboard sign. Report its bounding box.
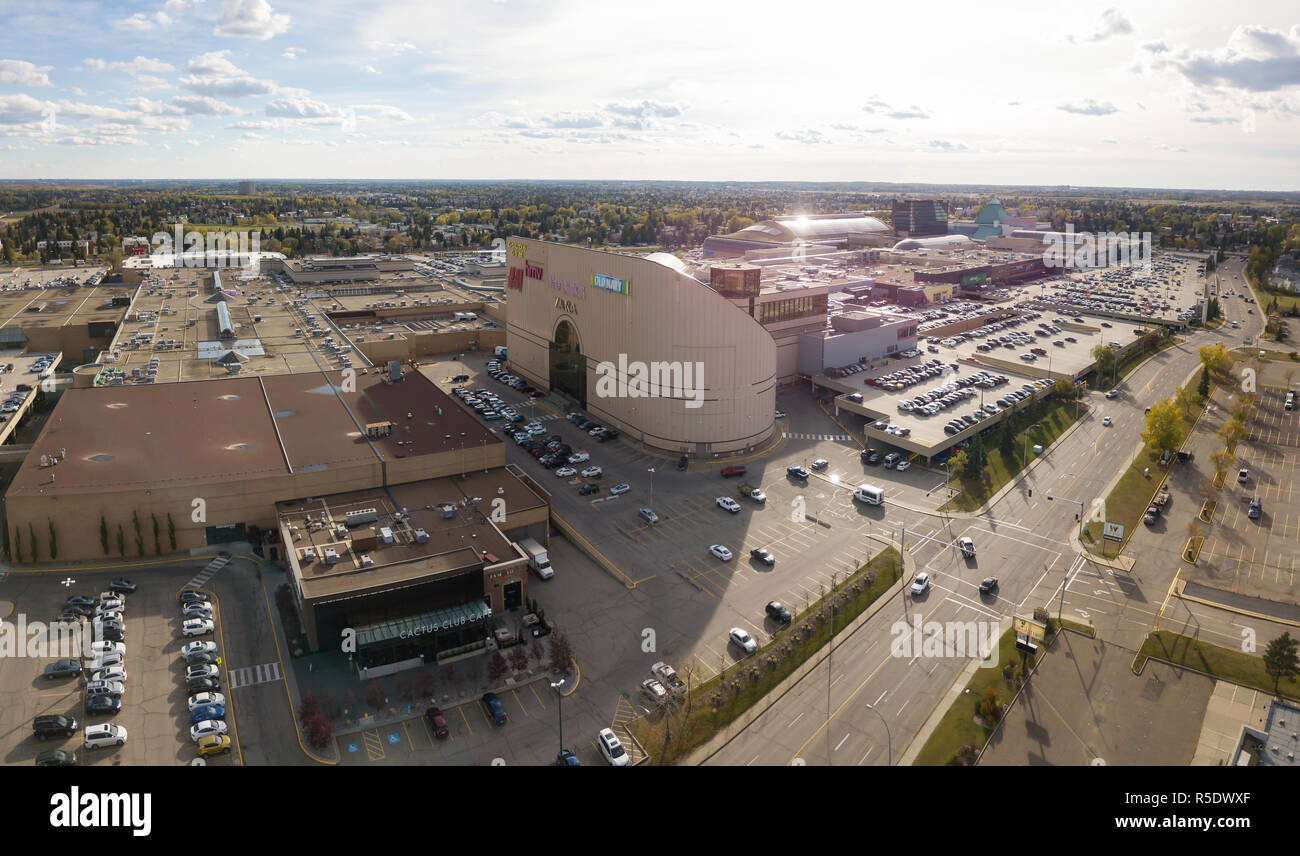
[1103,522,1124,542]
[592,273,628,295]
[961,272,988,286]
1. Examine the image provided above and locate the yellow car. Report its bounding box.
[196,734,232,758]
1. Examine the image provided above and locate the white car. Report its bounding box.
[90,667,127,684]
[567,452,590,464]
[959,537,976,558]
[1105,389,1118,399]
[597,727,630,766]
[182,601,213,616]
[96,599,124,615]
[89,641,125,657]
[182,618,214,638]
[895,460,912,472]
[910,572,931,596]
[185,664,219,682]
[608,483,630,496]
[1102,416,1112,427]
[709,544,733,561]
[182,640,217,659]
[641,678,668,704]
[188,692,226,712]
[85,680,124,697]
[87,652,124,671]
[716,496,741,513]
[1238,468,1249,483]
[84,723,128,749]
[580,466,603,478]
[190,719,228,742]
[729,628,758,654]
[554,466,577,478]
[774,410,786,419]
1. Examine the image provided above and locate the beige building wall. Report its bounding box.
[505,239,777,455]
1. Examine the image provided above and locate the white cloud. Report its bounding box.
[862,97,930,119]
[354,104,414,122]
[264,97,344,119]
[1075,8,1132,43]
[1059,99,1118,116]
[184,50,246,77]
[0,93,49,125]
[776,128,828,145]
[0,59,52,87]
[1167,25,1300,92]
[84,56,175,76]
[282,47,305,60]
[172,95,242,115]
[214,0,290,40]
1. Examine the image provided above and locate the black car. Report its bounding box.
[97,626,125,643]
[765,601,792,624]
[33,714,78,739]
[108,578,136,595]
[62,603,94,617]
[187,676,221,694]
[750,548,775,566]
[978,577,998,595]
[43,660,82,680]
[578,483,600,496]
[35,748,78,766]
[85,695,122,715]
[786,466,810,480]
[179,590,206,605]
[600,428,619,440]
[452,374,470,383]
[185,651,219,667]
[676,455,688,471]
[863,451,883,465]
[65,594,97,608]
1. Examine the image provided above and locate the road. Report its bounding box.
[705,255,1275,766]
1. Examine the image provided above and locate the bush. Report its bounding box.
[508,646,529,672]
[487,651,508,682]
[366,681,387,711]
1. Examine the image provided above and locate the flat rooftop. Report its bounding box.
[277,476,534,601]
[10,367,501,498]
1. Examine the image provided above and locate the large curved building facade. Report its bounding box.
[504,239,777,455]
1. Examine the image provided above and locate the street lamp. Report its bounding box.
[1022,422,1043,472]
[864,703,892,766]
[1046,493,1087,542]
[551,679,566,756]
[648,467,655,509]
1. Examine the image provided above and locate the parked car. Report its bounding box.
[554,466,577,478]
[35,748,78,766]
[425,706,450,738]
[85,695,122,716]
[182,641,217,660]
[43,659,83,680]
[786,465,809,480]
[638,507,659,525]
[578,483,600,496]
[597,727,630,766]
[750,548,775,566]
[765,601,792,624]
[721,465,747,478]
[978,577,998,595]
[185,664,219,682]
[580,466,603,479]
[187,676,221,694]
[34,714,79,740]
[709,544,733,561]
[182,618,214,638]
[189,704,225,724]
[196,734,232,758]
[190,719,228,742]
[608,483,630,496]
[84,724,127,750]
[480,692,508,726]
[188,692,226,711]
[729,627,758,654]
[85,680,124,698]
[715,496,741,513]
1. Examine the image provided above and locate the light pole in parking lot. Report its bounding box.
[864,703,892,766]
[551,678,566,755]
[648,467,655,509]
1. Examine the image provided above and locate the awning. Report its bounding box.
[353,600,493,648]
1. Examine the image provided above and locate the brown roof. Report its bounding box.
[10,368,500,497]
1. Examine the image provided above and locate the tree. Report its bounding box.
[1174,383,1198,417]
[1263,632,1299,694]
[946,450,969,482]
[299,690,320,726]
[549,632,574,676]
[1141,398,1182,453]
[508,645,529,672]
[964,434,987,479]
[1091,344,1117,381]
[366,680,387,711]
[100,515,109,555]
[1218,418,1246,449]
[1198,365,1211,400]
[152,513,161,555]
[487,651,508,682]
[1053,377,1078,400]
[167,512,177,550]
[305,710,333,749]
[115,523,125,557]
[1198,342,1231,377]
[13,527,21,563]
[47,519,57,561]
[28,522,37,561]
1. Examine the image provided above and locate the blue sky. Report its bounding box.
[1,0,1300,189]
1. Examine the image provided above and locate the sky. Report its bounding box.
[1,0,1299,189]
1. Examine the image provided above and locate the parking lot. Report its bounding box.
[0,563,238,766]
[1035,255,1206,325]
[1195,384,1300,602]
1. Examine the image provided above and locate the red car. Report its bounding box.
[721,465,747,478]
[425,706,449,738]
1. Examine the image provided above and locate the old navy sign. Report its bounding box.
[592,273,628,295]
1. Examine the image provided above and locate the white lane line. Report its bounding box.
[834,733,850,752]
[788,711,805,729]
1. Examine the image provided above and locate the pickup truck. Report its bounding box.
[737,482,767,504]
[650,662,686,695]
[1152,489,1171,509]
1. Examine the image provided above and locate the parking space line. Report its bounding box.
[457,705,475,735]
[527,681,547,710]
[509,688,530,717]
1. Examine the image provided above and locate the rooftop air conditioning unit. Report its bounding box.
[360,554,374,567]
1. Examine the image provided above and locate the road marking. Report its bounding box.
[228,661,281,689]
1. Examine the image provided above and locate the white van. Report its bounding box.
[853,484,884,505]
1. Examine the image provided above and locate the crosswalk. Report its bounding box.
[783,432,853,441]
[185,555,229,589]
[228,661,282,689]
